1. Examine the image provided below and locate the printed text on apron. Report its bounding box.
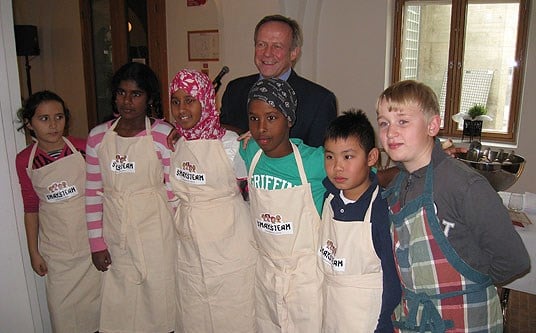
[97,118,176,333]
[171,138,257,333]
[319,186,383,332]
[248,143,323,333]
[28,137,101,333]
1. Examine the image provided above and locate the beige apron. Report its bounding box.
[248,143,323,333]
[28,137,101,333]
[319,186,383,333]
[170,138,257,333]
[97,118,176,332]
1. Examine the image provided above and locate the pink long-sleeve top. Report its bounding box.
[16,136,87,213]
[85,118,174,252]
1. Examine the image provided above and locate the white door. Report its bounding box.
[0,0,51,331]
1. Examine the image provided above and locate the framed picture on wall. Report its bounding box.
[188,30,219,61]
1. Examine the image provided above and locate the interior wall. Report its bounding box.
[216,0,280,80]
[165,0,279,110]
[509,2,536,194]
[283,0,323,80]
[165,0,220,82]
[316,1,389,120]
[12,0,87,137]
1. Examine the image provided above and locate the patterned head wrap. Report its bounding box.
[169,69,226,140]
[247,78,297,124]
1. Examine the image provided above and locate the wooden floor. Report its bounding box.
[503,288,536,333]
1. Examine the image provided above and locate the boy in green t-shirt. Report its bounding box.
[239,78,324,332]
[239,79,326,214]
[239,78,399,332]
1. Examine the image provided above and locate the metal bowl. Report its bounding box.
[455,150,526,191]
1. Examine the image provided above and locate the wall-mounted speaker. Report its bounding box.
[14,25,40,56]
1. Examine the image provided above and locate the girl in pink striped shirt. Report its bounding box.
[85,62,176,332]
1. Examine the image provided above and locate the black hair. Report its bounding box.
[324,108,376,155]
[17,90,71,138]
[110,62,163,118]
[255,14,303,50]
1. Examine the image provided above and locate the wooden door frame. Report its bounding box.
[147,0,169,120]
[79,0,168,130]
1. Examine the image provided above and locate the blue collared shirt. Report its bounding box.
[259,67,292,81]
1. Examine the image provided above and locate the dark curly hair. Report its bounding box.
[110,62,163,118]
[17,90,71,138]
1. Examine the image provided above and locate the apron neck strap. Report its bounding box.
[249,142,308,184]
[385,162,434,199]
[62,136,78,153]
[145,117,152,135]
[27,136,75,169]
[27,143,39,169]
[109,117,151,136]
[109,116,152,136]
[363,185,379,222]
[424,162,434,195]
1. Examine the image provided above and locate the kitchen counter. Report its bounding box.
[501,192,536,295]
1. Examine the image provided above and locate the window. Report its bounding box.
[393,0,530,142]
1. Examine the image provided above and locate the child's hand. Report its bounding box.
[441,139,468,157]
[92,249,112,271]
[237,178,249,201]
[166,128,180,151]
[444,146,468,157]
[238,131,252,149]
[30,252,48,276]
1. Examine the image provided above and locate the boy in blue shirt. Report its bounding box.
[320,109,400,332]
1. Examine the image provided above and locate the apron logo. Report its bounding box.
[175,161,206,184]
[256,213,294,235]
[45,181,78,202]
[319,239,346,271]
[110,154,135,173]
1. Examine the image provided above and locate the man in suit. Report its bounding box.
[220,14,337,147]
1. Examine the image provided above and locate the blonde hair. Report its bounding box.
[376,80,440,120]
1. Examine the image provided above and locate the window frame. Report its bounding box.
[392,0,531,143]
[79,0,169,128]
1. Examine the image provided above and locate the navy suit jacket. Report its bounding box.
[220,69,337,147]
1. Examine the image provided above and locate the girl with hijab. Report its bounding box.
[169,69,257,333]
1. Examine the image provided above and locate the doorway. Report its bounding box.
[79,0,168,127]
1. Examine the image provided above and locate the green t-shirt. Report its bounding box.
[240,138,326,215]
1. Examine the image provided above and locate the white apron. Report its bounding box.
[97,118,176,333]
[319,186,383,332]
[171,138,257,333]
[28,137,101,333]
[248,143,323,333]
